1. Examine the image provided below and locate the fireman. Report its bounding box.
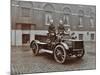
[48,20,55,33]
[58,20,65,35]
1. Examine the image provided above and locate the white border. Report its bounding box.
[20,0,96,5]
[0,0,98,75]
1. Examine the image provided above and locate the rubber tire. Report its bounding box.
[76,49,85,59]
[31,41,39,56]
[54,44,67,64]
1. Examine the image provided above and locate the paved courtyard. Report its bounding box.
[11,42,96,75]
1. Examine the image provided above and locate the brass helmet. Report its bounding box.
[59,19,63,25]
[50,19,53,24]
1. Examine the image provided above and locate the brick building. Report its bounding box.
[11,0,96,46]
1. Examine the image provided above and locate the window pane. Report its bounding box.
[45,12,52,25]
[79,34,83,40]
[91,33,94,40]
[79,16,83,25]
[63,15,69,25]
[22,34,30,44]
[90,18,94,27]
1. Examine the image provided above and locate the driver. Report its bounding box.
[48,20,55,33]
[47,20,56,43]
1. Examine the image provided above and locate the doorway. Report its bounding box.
[22,34,30,45]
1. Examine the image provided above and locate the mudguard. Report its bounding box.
[30,40,39,48]
[61,42,69,50]
[55,42,69,50]
[30,40,47,48]
[30,40,35,48]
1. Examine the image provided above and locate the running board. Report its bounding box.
[39,49,53,54]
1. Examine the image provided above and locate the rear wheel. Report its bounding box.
[31,41,39,56]
[75,49,85,59]
[54,45,67,64]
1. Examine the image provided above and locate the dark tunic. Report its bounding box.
[48,24,56,43]
[48,24,55,33]
[58,24,65,33]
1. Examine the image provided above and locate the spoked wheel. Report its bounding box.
[75,49,85,59]
[54,45,67,64]
[31,41,39,56]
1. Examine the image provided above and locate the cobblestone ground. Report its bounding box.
[11,42,96,75]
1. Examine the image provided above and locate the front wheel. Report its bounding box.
[54,45,67,64]
[31,41,39,56]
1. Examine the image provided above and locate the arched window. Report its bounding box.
[63,15,70,25]
[45,11,53,25]
[63,7,71,26]
[90,12,95,27]
[18,1,33,17]
[78,10,84,27]
[43,4,54,25]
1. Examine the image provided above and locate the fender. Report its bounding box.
[30,40,35,48]
[60,42,69,50]
[30,40,39,48]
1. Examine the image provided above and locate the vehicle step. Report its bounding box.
[39,49,53,54]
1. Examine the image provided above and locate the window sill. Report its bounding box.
[64,24,70,27]
[45,24,50,26]
[79,25,83,27]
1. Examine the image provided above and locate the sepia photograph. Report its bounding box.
[11,0,96,74]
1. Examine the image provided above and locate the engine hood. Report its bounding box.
[62,39,84,48]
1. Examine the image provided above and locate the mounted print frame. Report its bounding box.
[11,0,96,74]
